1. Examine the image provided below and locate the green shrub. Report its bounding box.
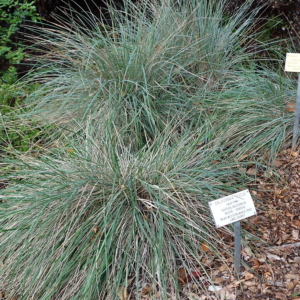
[0,1,44,152]
[0,0,41,68]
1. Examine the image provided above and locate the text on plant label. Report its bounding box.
[285,53,300,73]
[209,189,257,228]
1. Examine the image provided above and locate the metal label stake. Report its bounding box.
[209,190,257,278]
[292,73,300,150]
[234,221,241,275]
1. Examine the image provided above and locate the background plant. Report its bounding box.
[0,0,45,152]
[0,78,51,152]
[0,0,41,70]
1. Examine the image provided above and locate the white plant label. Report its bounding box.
[285,53,300,72]
[209,189,257,228]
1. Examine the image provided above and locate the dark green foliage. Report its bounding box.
[0,0,41,74]
[0,0,47,153]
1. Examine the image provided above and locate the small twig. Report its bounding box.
[266,280,284,287]
[269,242,300,249]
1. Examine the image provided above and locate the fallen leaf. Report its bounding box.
[140,284,154,296]
[290,180,298,187]
[243,280,256,286]
[291,151,299,157]
[285,102,296,112]
[185,292,205,300]
[275,292,287,300]
[208,285,222,292]
[214,277,223,284]
[292,229,299,239]
[178,267,203,283]
[274,159,283,167]
[219,264,227,272]
[118,286,129,300]
[201,242,209,252]
[246,168,256,175]
[286,212,295,218]
[187,271,203,282]
[293,220,300,228]
[223,292,236,300]
[252,258,260,269]
[244,271,254,280]
[226,279,246,289]
[286,281,295,290]
[66,148,74,153]
[285,274,299,280]
[267,253,282,261]
[178,267,187,283]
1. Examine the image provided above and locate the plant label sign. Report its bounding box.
[285,53,300,72]
[209,189,257,228]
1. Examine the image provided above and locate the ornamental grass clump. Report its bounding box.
[190,68,296,161]
[24,0,264,143]
[0,128,254,300]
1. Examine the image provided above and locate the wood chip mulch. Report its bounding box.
[182,148,300,300]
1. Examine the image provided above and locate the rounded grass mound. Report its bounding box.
[24,0,271,141]
[1,131,252,299]
[23,0,295,154]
